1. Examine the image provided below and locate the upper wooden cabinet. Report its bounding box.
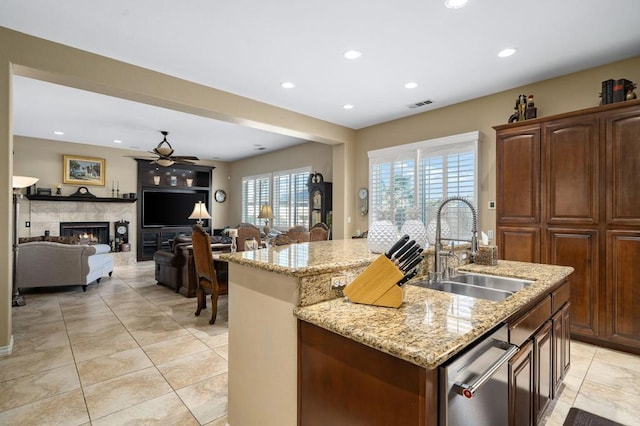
[604,107,640,226]
[544,116,600,225]
[496,125,541,224]
[495,99,640,354]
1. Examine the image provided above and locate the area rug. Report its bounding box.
[563,407,625,426]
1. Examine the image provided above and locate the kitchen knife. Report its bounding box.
[393,240,416,263]
[385,234,410,259]
[396,244,420,265]
[399,248,423,270]
[401,255,424,274]
[397,269,418,286]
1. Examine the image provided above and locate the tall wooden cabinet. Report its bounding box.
[495,99,640,354]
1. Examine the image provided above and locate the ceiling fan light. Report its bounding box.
[155,146,173,156]
[156,158,174,167]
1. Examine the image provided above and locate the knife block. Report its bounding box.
[343,255,404,308]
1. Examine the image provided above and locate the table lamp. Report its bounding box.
[258,204,274,235]
[188,201,212,226]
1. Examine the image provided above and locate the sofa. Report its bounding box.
[17,236,114,291]
[154,234,229,297]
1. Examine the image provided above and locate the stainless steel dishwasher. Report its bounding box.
[439,325,519,426]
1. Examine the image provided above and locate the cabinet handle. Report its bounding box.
[453,340,519,399]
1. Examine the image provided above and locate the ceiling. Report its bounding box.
[3,0,640,162]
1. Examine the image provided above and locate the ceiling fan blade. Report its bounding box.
[173,159,196,165]
[172,155,199,160]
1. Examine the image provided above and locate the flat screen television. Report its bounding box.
[142,190,208,227]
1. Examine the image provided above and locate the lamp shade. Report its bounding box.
[12,176,39,189]
[258,204,274,219]
[188,201,212,222]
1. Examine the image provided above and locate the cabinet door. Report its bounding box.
[535,321,553,424]
[498,226,541,263]
[553,303,571,395]
[544,116,600,224]
[605,107,640,226]
[509,340,534,426]
[605,231,640,347]
[546,229,598,338]
[497,125,541,224]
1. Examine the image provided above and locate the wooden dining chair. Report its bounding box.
[191,224,224,324]
[309,222,330,241]
[236,222,261,251]
[286,225,310,243]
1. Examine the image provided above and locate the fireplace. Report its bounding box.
[60,222,110,245]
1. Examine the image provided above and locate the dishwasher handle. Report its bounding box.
[453,341,519,399]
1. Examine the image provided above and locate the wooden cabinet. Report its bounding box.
[509,340,534,426]
[495,99,640,353]
[135,159,214,261]
[506,281,570,425]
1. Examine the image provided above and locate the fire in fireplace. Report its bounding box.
[60,222,110,245]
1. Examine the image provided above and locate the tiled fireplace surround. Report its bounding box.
[25,200,136,266]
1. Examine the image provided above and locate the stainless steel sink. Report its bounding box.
[427,281,514,301]
[410,273,532,301]
[448,273,532,292]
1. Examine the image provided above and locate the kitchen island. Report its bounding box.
[221,239,573,426]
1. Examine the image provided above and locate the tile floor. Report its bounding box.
[1,261,640,425]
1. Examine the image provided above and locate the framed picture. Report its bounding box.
[63,155,106,186]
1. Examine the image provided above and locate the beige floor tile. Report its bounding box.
[570,340,598,358]
[142,334,210,365]
[84,367,173,420]
[190,330,230,349]
[584,359,640,396]
[205,416,228,426]
[177,372,228,425]
[11,319,67,340]
[77,347,153,387]
[71,329,139,362]
[541,399,572,426]
[0,346,74,382]
[65,316,124,341]
[0,388,89,426]
[0,365,80,412]
[92,392,199,426]
[11,304,64,328]
[594,347,640,374]
[128,320,191,346]
[10,329,70,358]
[573,379,640,425]
[566,352,592,380]
[157,350,228,390]
[213,345,229,361]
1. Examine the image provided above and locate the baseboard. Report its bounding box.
[0,335,14,357]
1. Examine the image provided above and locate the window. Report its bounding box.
[369,131,479,242]
[242,167,311,229]
[242,174,270,226]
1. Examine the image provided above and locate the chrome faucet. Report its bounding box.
[431,196,479,283]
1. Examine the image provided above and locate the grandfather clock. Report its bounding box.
[307,173,332,228]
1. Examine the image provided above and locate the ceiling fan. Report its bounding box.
[141,131,199,167]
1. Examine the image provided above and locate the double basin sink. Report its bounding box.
[412,273,533,301]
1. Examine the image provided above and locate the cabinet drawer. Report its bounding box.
[509,296,552,347]
[551,281,570,313]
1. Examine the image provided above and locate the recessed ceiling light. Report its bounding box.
[343,104,354,110]
[445,0,468,9]
[343,50,362,60]
[498,48,517,58]
[54,131,64,135]
[405,82,418,89]
[281,82,295,89]
[113,139,122,144]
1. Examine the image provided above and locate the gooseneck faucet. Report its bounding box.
[431,196,479,283]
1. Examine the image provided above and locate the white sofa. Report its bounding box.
[17,241,114,292]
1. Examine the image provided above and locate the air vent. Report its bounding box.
[407,99,434,109]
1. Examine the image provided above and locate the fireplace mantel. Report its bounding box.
[26,195,136,203]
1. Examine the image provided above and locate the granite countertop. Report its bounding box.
[220,239,378,277]
[294,260,573,370]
